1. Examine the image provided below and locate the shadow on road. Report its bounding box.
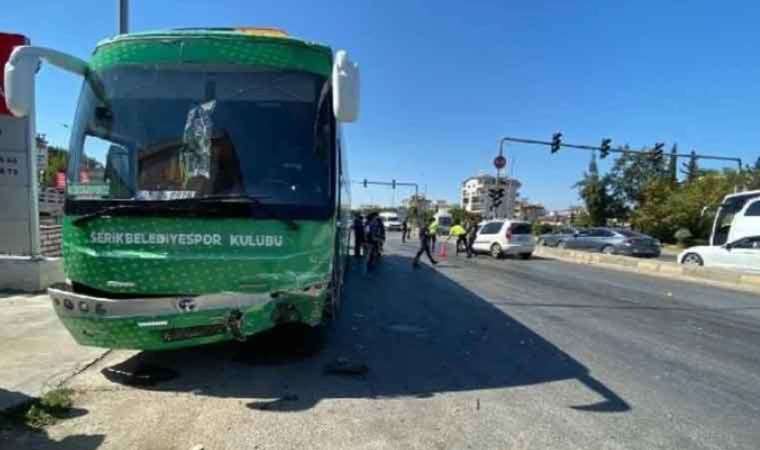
[100,254,630,413]
[0,388,104,450]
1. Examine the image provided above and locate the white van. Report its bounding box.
[434,210,453,235]
[473,220,535,259]
[379,212,402,231]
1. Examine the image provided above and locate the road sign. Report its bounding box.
[493,155,506,170]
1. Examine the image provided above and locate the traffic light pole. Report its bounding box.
[355,179,422,226]
[497,136,743,171]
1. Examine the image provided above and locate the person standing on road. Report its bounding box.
[401,219,408,243]
[352,214,365,258]
[428,219,439,253]
[413,218,438,268]
[376,214,386,255]
[465,220,478,258]
[448,222,467,255]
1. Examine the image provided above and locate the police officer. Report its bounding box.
[413,218,438,268]
[448,222,467,255]
[465,220,478,258]
[352,214,365,257]
[428,219,439,252]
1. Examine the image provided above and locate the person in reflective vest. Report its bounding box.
[428,220,439,252]
[448,223,467,255]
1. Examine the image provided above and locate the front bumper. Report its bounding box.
[48,283,328,350]
[502,244,535,255]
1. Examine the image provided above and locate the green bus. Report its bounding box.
[5,27,360,350]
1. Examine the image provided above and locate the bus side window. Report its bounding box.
[745,201,760,217]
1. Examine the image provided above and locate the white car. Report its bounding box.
[678,235,760,273]
[385,218,402,231]
[378,212,402,231]
[473,220,535,259]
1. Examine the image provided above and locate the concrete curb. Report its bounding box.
[0,256,64,292]
[535,246,760,295]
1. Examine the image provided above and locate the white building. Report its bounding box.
[401,194,432,211]
[461,174,521,219]
[514,201,547,222]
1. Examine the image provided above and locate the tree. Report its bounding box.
[666,143,678,185]
[574,152,621,226]
[745,157,760,190]
[681,150,699,184]
[630,179,677,241]
[42,146,68,187]
[449,206,466,225]
[608,145,666,209]
[532,222,554,236]
[406,205,433,227]
[632,171,735,243]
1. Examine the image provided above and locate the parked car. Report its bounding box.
[472,220,535,259]
[558,227,661,257]
[678,235,760,273]
[538,226,579,247]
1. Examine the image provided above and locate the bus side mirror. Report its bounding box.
[332,50,360,123]
[4,46,87,117]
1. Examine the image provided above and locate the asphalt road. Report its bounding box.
[5,235,760,449]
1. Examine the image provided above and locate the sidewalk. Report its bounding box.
[0,293,108,411]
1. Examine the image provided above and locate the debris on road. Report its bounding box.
[101,364,179,386]
[324,357,369,376]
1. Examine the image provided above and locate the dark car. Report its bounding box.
[538,226,579,247]
[558,227,661,257]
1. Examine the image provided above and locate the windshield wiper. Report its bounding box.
[198,194,300,230]
[71,201,206,227]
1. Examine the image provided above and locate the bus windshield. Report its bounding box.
[67,64,334,211]
[712,194,757,245]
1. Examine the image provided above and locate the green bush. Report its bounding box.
[674,228,693,247]
[5,388,76,429]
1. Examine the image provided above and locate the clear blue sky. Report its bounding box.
[3,1,759,210]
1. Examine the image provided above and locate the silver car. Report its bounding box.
[538,226,579,247]
[558,227,661,257]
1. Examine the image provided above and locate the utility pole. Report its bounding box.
[117,0,129,35]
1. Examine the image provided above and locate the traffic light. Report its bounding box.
[363,179,367,188]
[392,179,396,189]
[551,132,563,153]
[600,138,612,159]
[649,142,665,163]
[488,187,505,211]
